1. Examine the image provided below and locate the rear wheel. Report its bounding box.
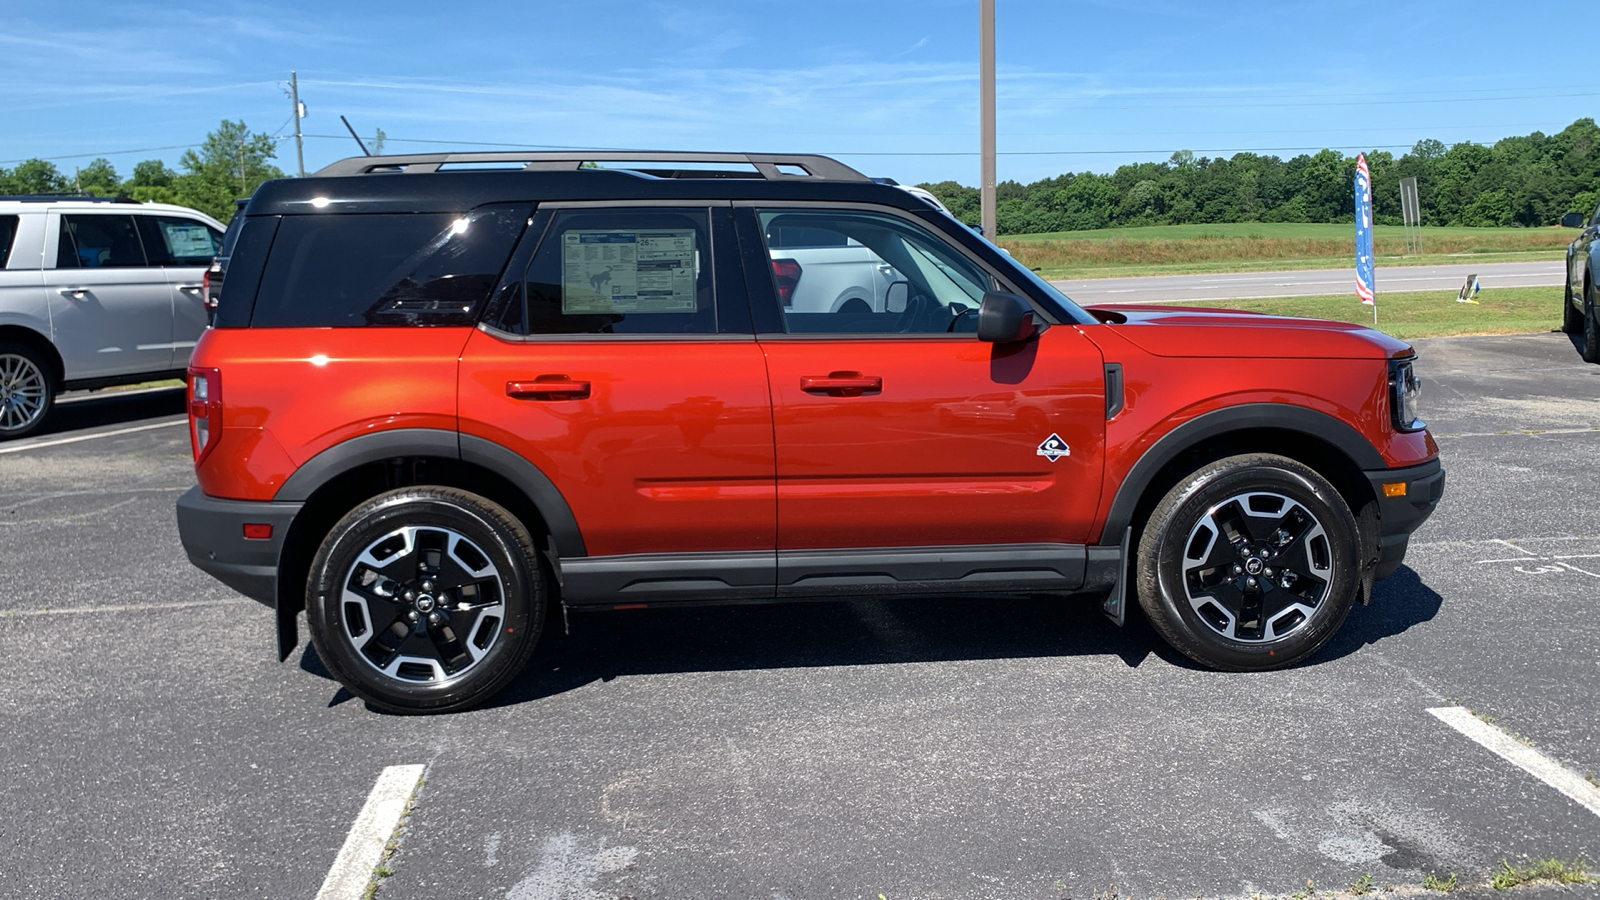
[306,487,544,713]
[1135,454,1360,671]
[0,342,54,440]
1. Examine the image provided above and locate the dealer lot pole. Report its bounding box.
[980,0,996,239]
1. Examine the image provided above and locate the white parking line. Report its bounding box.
[1427,707,1600,819]
[316,764,426,900]
[0,417,186,455]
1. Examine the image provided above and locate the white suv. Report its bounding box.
[0,197,224,438]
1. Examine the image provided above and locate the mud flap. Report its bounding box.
[1101,526,1132,626]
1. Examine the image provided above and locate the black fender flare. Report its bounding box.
[273,427,586,557]
[1100,403,1385,544]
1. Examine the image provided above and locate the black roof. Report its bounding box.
[246,151,930,216]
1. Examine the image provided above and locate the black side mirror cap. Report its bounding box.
[1561,211,1587,229]
[977,291,1039,343]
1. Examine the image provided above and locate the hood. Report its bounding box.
[1085,304,1413,360]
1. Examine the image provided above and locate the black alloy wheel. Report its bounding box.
[306,487,545,713]
[1136,454,1361,671]
[0,343,54,440]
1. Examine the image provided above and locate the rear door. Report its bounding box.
[47,211,174,379]
[137,214,223,368]
[458,204,777,602]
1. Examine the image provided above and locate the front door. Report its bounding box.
[745,207,1107,558]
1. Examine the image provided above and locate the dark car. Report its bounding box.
[1560,208,1600,361]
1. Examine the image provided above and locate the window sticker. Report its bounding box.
[162,222,216,258]
[561,229,697,314]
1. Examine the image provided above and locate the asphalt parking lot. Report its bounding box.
[1,334,1596,900]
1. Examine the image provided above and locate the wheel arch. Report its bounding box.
[1104,404,1383,558]
[269,428,584,657]
[0,324,64,387]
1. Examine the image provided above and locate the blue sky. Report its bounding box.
[2,0,1591,187]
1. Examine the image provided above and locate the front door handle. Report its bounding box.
[800,372,882,397]
[58,287,89,299]
[507,376,591,401]
[176,283,203,293]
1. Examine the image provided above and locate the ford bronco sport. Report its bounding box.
[175,151,1444,713]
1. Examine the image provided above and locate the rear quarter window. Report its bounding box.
[249,205,529,327]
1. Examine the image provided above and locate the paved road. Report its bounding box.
[1052,259,1564,305]
[1,341,1598,900]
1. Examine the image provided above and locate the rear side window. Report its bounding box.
[56,214,148,268]
[0,216,16,267]
[250,204,529,327]
[516,208,715,335]
[140,216,223,266]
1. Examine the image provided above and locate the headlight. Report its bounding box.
[1389,358,1423,432]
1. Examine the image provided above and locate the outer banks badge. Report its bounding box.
[1036,433,1070,462]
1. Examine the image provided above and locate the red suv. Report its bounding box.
[176,151,1444,713]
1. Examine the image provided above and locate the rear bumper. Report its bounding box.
[1364,458,1446,581]
[175,486,301,607]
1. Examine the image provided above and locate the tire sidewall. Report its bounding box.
[0,343,55,440]
[307,488,541,713]
[1138,456,1360,670]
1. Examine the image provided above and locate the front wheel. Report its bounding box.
[1135,454,1361,671]
[0,343,55,440]
[306,487,545,713]
[1584,284,1600,364]
[1562,278,1583,334]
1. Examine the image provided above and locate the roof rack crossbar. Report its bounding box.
[312,151,869,181]
[0,194,141,204]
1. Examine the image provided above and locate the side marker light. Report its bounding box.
[1382,482,1407,498]
[243,524,273,540]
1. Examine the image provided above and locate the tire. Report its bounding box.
[0,342,55,440]
[1562,278,1583,334]
[1135,454,1360,671]
[1583,282,1600,364]
[306,487,545,713]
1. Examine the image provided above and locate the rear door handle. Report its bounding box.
[507,376,591,401]
[176,283,203,293]
[58,287,88,299]
[800,372,882,396]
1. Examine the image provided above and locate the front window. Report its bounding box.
[756,209,994,334]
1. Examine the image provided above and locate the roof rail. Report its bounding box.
[312,151,870,182]
[0,194,142,204]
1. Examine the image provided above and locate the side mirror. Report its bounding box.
[885,280,910,313]
[1561,211,1587,229]
[977,291,1039,343]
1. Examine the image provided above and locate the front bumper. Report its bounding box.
[175,486,302,607]
[1363,458,1445,581]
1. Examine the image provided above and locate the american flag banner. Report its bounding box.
[1354,153,1375,307]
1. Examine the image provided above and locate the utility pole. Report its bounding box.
[290,70,306,177]
[980,0,996,239]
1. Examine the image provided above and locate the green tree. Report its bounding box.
[2,159,70,194]
[175,120,285,221]
[75,158,119,195]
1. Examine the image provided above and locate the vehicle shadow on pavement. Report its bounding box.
[40,386,186,438]
[1315,565,1443,661]
[488,594,1180,710]
[299,568,1442,712]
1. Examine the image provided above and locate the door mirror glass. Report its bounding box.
[1561,211,1586,229]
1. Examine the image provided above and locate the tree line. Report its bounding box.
[921,118,1600,235]
[0,120,283,223]
[7,117,1600,233]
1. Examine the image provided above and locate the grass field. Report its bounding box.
[1177,285,1559,340]
[1000,223,1572,279]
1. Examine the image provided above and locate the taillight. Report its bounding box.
[202,268,214,309]
[188,366,222,463]
[771,258,801,307]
